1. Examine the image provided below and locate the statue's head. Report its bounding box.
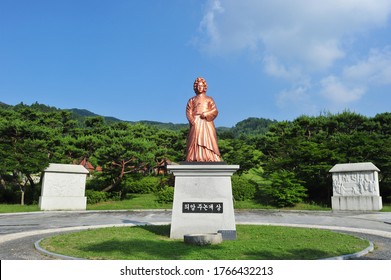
[193,77,208,94]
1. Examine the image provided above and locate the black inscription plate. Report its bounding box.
[182,202,223,213]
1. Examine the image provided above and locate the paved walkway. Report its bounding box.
[1,210,391,260]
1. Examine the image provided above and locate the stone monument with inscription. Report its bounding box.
[168,77,239,240]
[39,163,89,211]
[168,164,239,239]
[329,162,382,211]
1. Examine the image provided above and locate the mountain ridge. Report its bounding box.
[0,101,276,135]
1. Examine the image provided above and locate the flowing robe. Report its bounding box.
[185,94,221,162]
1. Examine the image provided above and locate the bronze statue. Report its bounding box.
[186,77,221,162]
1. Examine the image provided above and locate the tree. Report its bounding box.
[230,117,277,137]
[0,111,57,204]
[93,124,158,193]
[219,136,263,173]
[261,170,307,207]
[150,128,185,163]
[258,111,391,204]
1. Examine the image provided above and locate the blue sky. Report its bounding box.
[1,0,390,127]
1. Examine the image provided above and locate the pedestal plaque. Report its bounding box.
[167,163,239,239]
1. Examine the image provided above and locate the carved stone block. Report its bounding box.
[39,163,89,211]
[329,162,382,211]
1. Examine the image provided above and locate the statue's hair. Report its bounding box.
[193,77,208,93]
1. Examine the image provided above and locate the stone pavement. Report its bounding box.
[1,210,391,260]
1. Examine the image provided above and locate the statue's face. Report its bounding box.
[196,81,206,94]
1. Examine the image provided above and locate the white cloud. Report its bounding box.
[343,47,391,86]
[320,75,366,104]
[277,86,309,107]
[276,85,319,116]
[317,47,391,106]
[263,55,303,81]
[198,0,225,51]
[197,0,391,70]
[196,0,391,114]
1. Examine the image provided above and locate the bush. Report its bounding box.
[232,175,257,201]
[109,191,122,201]
[155,185,174,204]
[261,170,307,207]
[0,182,41,205]
[124,175,162,194]
[86,173,112,191]
[24,184,41,204]
[85,190,109,204]
[0,187,19,204]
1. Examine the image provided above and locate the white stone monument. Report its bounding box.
[167,163,239,240]
[39,163,89,211]
[329,162,382,211]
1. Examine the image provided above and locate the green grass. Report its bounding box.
[0,204,40,213]
[381,204,391,212]
[39,224,370,260]
[88,194,281,211]
[86,194,331,211]
[87,193,173,210]
[0,193,389,212]
[234,200,331,211]
[233,199,275,210]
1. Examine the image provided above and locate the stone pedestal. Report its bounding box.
[167,163,239,239]
[329,162,382,211]
[39,163,89,211]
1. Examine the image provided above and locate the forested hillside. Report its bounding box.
[0,102,274,136]
[0,102,390,207]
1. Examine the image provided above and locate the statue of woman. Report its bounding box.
[185,77,221,162]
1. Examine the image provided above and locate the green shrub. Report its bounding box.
[232,175,257,201]
[0,186,19,204]
[0,183,41,205]
[261,170,307,207]
[24,184,41,204]
[109,191,122,201]
[85,190,109,204]
[155,185,174,203]
[86,173,112,191]
[124,175,162,194]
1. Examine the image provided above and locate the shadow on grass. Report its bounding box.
[77,225,333,260]
[53,225,363,260]
[77,225,226,260]
[78,238,333,260]
[240,248,334,260]
[137,224,170,237]
[79,238,221,260]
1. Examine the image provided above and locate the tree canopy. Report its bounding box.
[0,103,390,206]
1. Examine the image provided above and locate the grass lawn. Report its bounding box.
[88,194,332,211]
[1,193,390,212]
[381,204,391,212]
[0,204,40,213]
[234,200,331,210]
[87,193,173,211]
[39,224,370,260]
